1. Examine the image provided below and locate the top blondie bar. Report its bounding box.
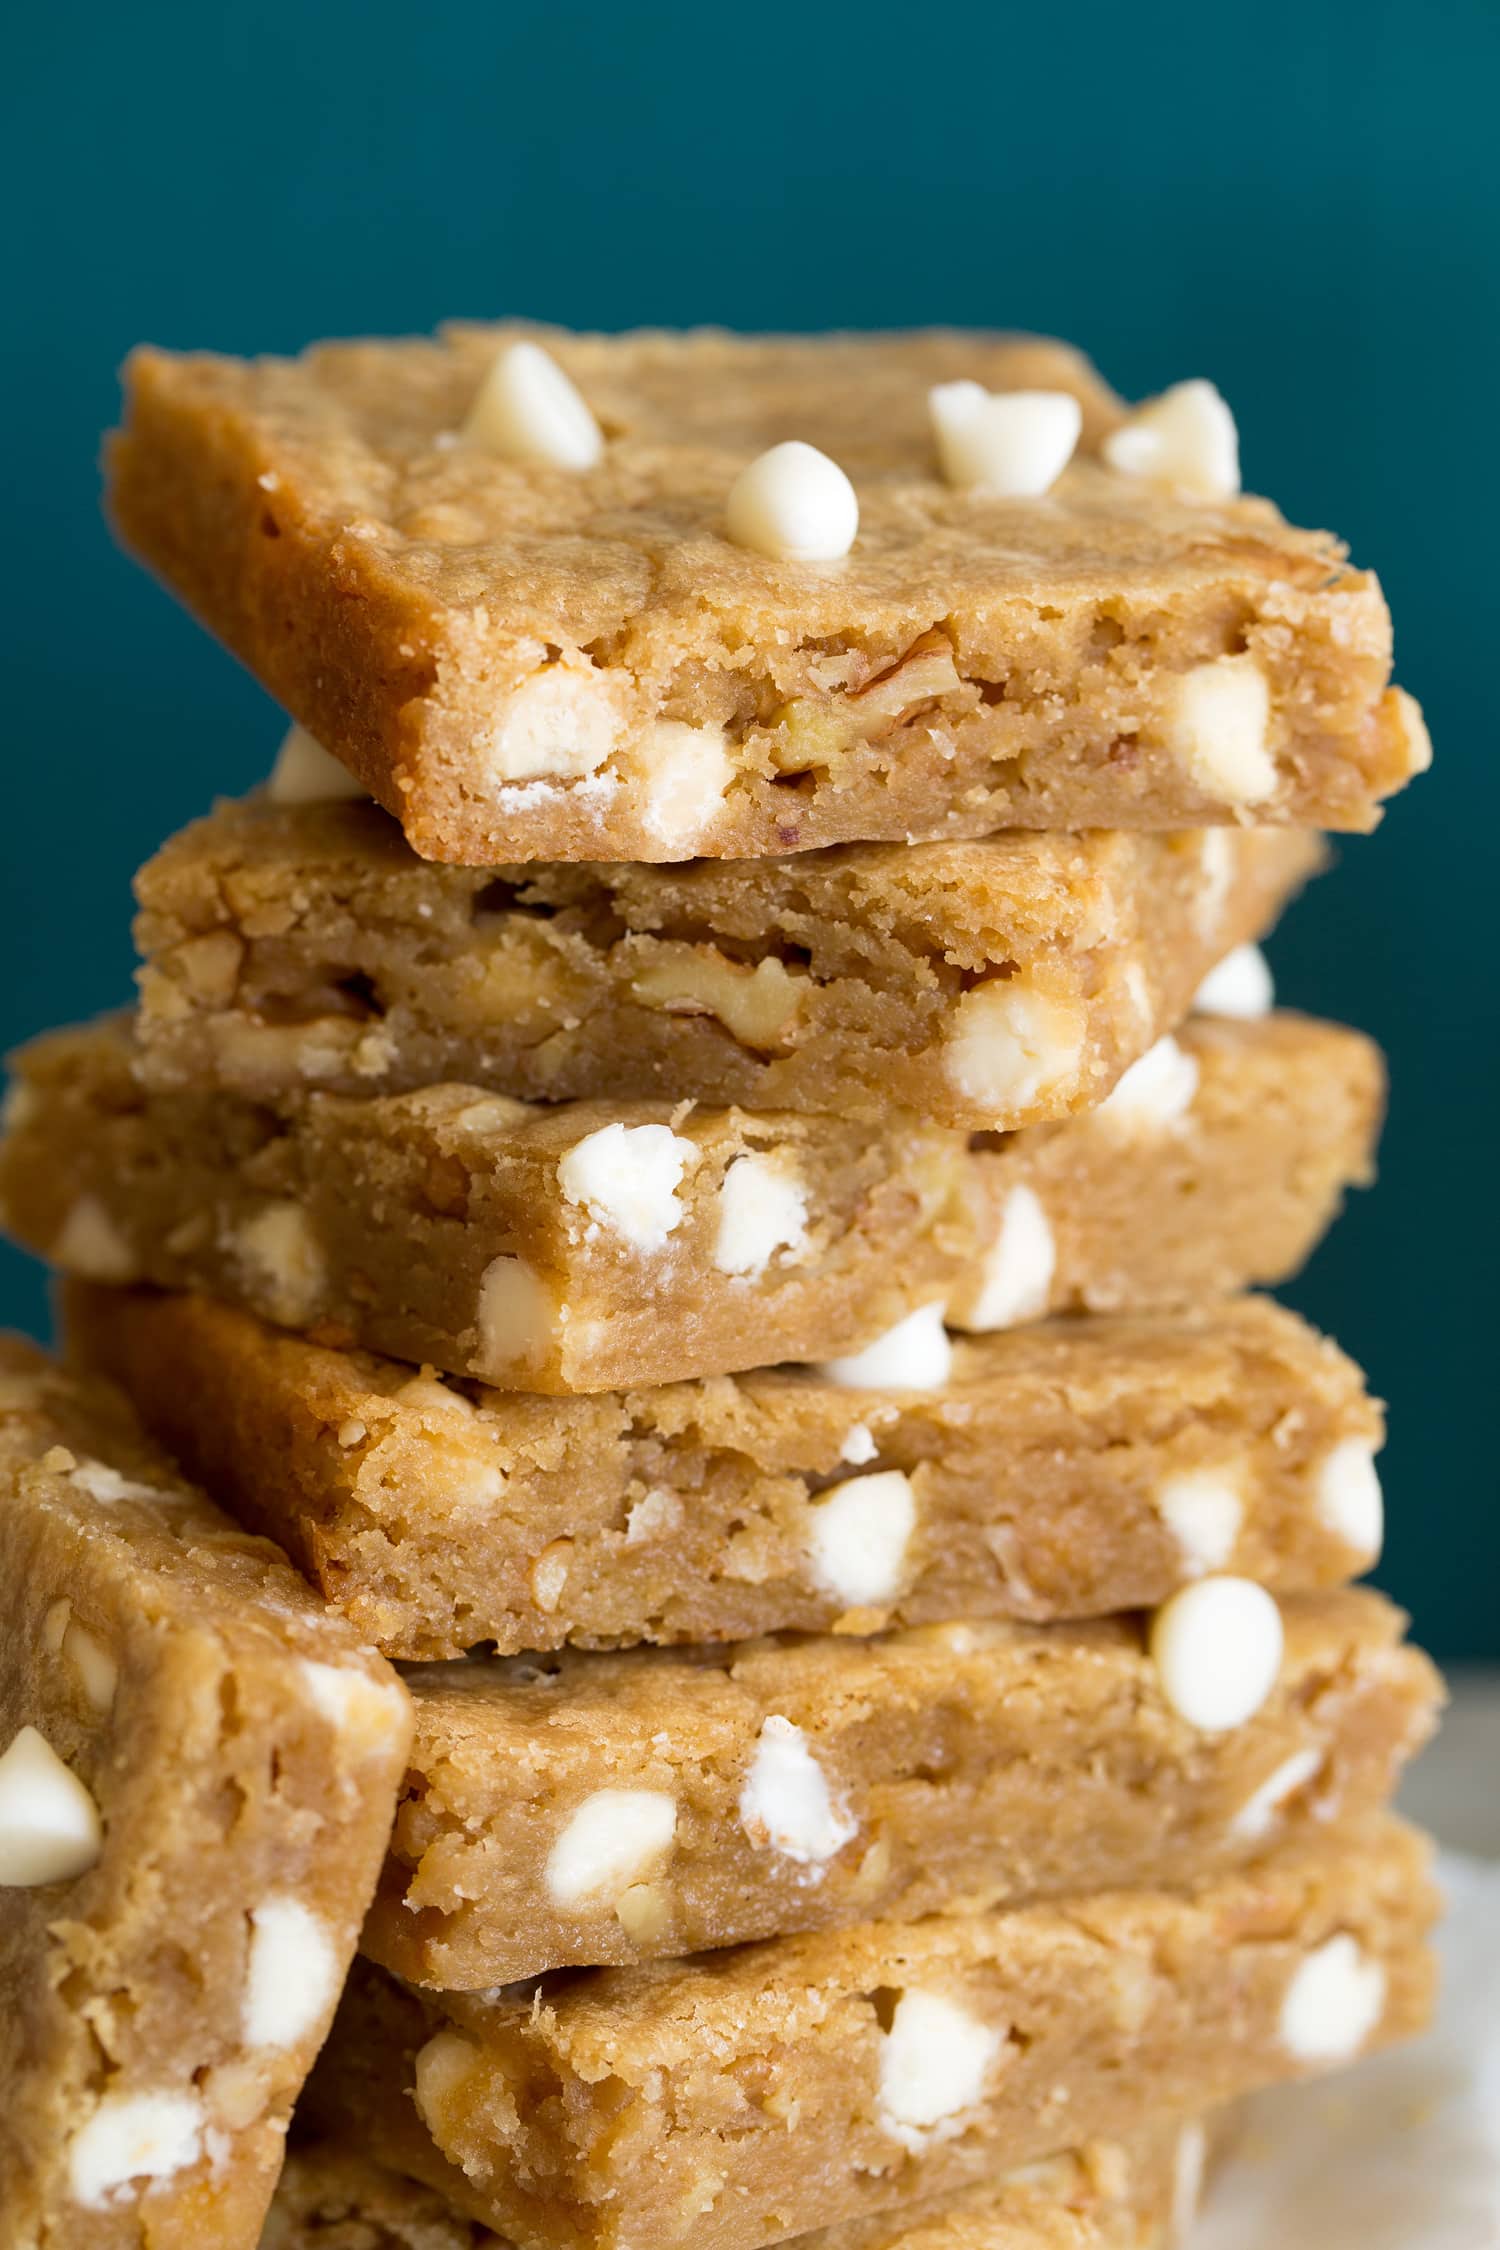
[108,325,1428,864]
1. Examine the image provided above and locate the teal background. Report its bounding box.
[2,2,1495,1652]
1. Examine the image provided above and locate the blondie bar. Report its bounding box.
[3,1009,1381,1391]
[130,797,1320,1127]
[263,2124,1200,2250]
[305,1822,1436,2250]
[65,1288,1384,1658]
[0,1338,412,2248]
[108,326,1426,863]
[370,1590,1436,1985]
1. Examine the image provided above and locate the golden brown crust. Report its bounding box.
[63,1287,1384,1659]
[129,796,1322,1128]
[108,326,1421,862]
[370,1590,1439,1986]
[0,1011,1382,1392]
[0,1336,412,2250]
[305,1823,1437,2250]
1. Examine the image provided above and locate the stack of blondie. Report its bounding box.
[0,328,1441,2249]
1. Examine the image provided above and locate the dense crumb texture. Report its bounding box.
[65,1288,1385,1659]
[130,796,1322,1127]
[371,1590,1437,1985]
[1,1010,1381,1391]
[307,1822,1437,2250]
[264,2125,1193,2250]
[0,1336,412,2250]
[107,325,1424,863]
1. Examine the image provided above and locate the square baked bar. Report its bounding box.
[305,1822,1436,2250]
[0,1009,1381,1393]
[131,797,1320,1129]
[0,1338,412,2248]
[109,326,1428,863]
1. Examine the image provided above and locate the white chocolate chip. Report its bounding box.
[242,1897,340,2050]
[1155,1467,1244,1577]
[637,722,735,850]
[68,2090,207,2209]
[807,1470,917,1607]
[712,1154,809,1278]
[1193,942,1274,1019]
[1391,685,1433,776]
[235,1203,326,1326]
[483,660,621,786]
[624,1487,682,1544]
[0,1726,103,1886]
[62,1622,118,1712]
[413,2028,481,2137]
[1231,1747,1324,1841]
[557,1122,695,1253]
[54,1196,137,1283]
[877,1989,1004,2149]
[1279,1934,1386,2063]
[1164,657,1275,805]
[738,1716,857,1868]
[929,383,1082,497]
[545,1789,677,1906]
[475,1255,553,1376]
[1103,379,1240,500]
[461,340,604,470]
[1170,2120,1208,2244]
[1098,1035,1200,1133]
[298,1659,408,1748]
[944,979,1087,1119]
[819,1303,952,1390]
[266,724,367,806]
[530,1539,572,1613]
[725,441,858,562]
[958,1184,1056,1333]
[1315,1439,1384,1561]
[67,1458,165,1505]
[1195,828,1237,939]
[839,1422,878,1466]
[1149,1576,1284,1733]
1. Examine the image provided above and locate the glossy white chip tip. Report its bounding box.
[929,383,1082,497]
[1099,1035,1200,1132]
[1155,1467,1244,1577]
[68,2090,207,2208]
[807,1469,917,1608]
[960,1184,1056,1331]
[546,1789,677,1906]
[739,1716,857,1867]
[0,1725,103,1886]
[726,441,858,562]
[1231,1747,1324,1841]
[557,1123,695,1253]
[819,1303,952,1390]
[713,1153,809,1278]
[1149,1576,1284,1733]
[944,979,1087,1118]
[1103,379,1240,500]
[243,1897,341,2049]
[462,340,604,469]
[267,724,367,806]
[1316,1439,1384,1560]
[878,1988,1004,2148]
[1279,1933,1387,2063]
[1193,943,1274,1019]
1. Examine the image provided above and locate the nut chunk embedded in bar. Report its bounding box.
[130,796,1322,1128]
[263,2121,1201,2250]
[0,1336,412,2250]
[306,1822,1436,2250]
[0,1010,1384,1392]
[64,1287,1386,1661]
[108,325,1427,865]
[370,1589,1438,1986]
